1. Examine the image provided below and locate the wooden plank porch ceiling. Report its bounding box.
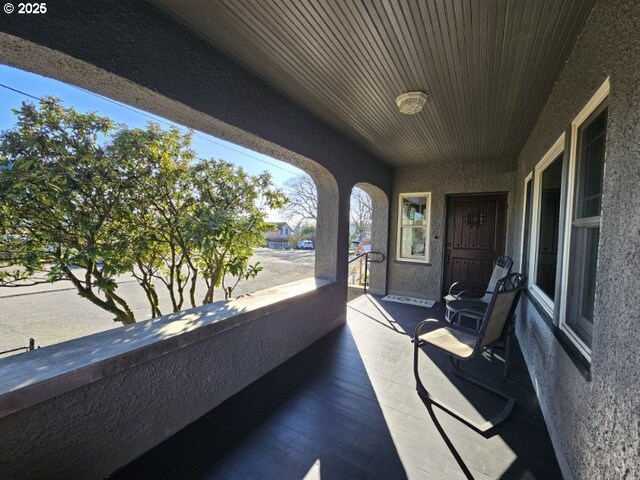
[150,0,595,168]
[112,295,561,479]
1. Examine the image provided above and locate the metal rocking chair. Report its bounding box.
[414,273,526,433]
[444,255,513,327]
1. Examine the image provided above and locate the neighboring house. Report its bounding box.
[1,2,638,479]
[264,222,293,241]
[265,222,293,249]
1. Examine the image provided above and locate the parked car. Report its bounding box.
[296,240,314,250]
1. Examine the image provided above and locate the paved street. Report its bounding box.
[0,249,314,354]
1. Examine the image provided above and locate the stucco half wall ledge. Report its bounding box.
[0,277,336,419]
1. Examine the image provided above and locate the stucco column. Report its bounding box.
[355,183,389,296]
[313,174,339,281]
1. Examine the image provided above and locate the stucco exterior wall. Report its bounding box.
[387,161,517,300]
[512,1,640,478]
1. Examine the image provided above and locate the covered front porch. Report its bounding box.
[0,0,638,478]
[112,295,559,480]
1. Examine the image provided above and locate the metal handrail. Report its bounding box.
[0,338,36,357]
[348,251,385,264]
[347,251,385,294]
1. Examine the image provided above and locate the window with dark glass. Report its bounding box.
[522,178,533,275]
[534,154,563,300]
[565,106,607,349]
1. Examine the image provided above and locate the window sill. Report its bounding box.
[523,289,591,381]
[526,285,554,318]
[0,277,336,419]
[394,258,432,266]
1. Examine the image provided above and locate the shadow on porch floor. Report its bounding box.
[111,295,561,480]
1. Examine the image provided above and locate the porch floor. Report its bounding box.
[111,295,561,480]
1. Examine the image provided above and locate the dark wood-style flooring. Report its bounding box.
[111,295,562,480]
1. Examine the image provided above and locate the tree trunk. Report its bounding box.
[202,265,222,304]
[133,264,162,318]
[189,268,198,308]
[63,266,136,324]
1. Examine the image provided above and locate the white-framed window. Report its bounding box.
[397,192,431,262]
[558,78,609,361]
[528,134,565,316]
[520,172,533,274]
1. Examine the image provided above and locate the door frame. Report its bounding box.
[441,192,509,298]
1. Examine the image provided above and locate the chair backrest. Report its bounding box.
[479,273,526,348]
[480,256,514,302]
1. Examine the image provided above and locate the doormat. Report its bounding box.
[382,295,435,308]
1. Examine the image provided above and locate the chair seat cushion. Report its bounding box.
[419,327,478,358]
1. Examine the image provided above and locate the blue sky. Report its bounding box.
[0,64,304,191]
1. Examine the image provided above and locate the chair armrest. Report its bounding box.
[414,318,445,340]
[447,281,463,296]
[454,289,492,300]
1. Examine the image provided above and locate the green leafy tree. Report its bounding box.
[0,98,136,324]
[0,98,288,324]
[109,124,197,316]
[299,223,316,241]
[289,222,316,247]
[190,159,287,302]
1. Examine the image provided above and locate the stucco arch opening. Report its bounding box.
[0,33,340,281]
[351,182,389,295]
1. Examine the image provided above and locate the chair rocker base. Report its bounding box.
[414,273,526,434]
[414,352,515,434]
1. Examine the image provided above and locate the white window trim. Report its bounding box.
[396,192,431,263]
[520,172,533,272]
[528,134,565,317]
[557,78,610,362]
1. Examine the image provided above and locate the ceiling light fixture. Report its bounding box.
[396,91,428,115]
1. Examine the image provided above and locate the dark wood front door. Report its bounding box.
[443,193,508,296]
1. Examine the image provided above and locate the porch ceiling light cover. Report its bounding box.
[396,91,428,115]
